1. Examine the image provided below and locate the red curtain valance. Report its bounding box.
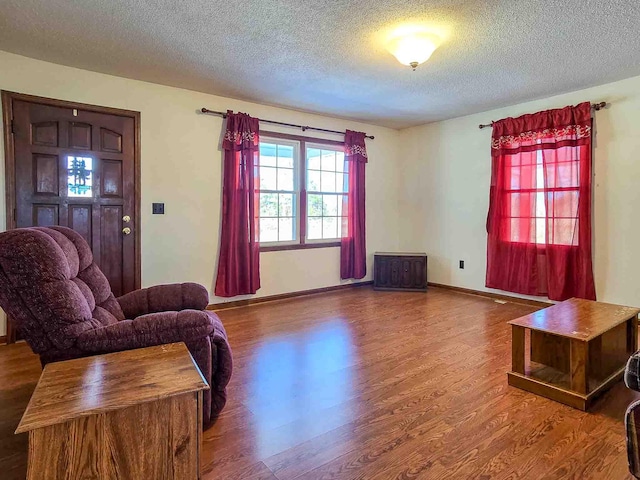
[491,102,592,156]
[222,110,260,152]
[345,130,368,163]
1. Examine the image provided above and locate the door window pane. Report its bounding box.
[67,156,93,197]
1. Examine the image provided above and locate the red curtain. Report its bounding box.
[214,111,261,297]
[486,102,595,301]
[341,130,367,280]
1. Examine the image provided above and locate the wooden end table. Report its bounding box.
[16,343,209,479]
[508,298,640,410]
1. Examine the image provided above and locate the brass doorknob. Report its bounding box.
[122,227,131,235]
[122,215,131,223]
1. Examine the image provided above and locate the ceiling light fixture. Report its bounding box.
[386,31,441,71]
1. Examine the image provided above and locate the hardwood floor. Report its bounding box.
[0,286,638,479]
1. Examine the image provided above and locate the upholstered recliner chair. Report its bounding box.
[626,354,640,477]
[0,226,231,427]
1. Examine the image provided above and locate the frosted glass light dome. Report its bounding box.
[387,32,441,70]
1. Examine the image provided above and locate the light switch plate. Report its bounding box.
[152,203,164,214]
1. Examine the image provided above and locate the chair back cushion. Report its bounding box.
[0,226,124,354]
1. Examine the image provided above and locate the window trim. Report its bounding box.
[258,131,345,252]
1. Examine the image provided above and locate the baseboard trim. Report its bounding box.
[208,281,374,311]
[0,335,6,345]
[207,280,549,312]
[428,282,552,308]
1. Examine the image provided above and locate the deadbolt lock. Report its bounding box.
[122,215,131,223]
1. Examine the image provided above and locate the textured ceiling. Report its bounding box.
[1,0,640,128]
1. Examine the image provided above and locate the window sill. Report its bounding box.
[260,241,341,252]
[497,240,579,251]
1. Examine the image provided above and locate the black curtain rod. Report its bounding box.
[478,101,608,129]
[200,108,375,139]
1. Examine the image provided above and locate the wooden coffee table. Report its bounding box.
[508,298,640,410]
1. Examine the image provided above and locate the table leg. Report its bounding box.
[589,336,602,380]
[570,339,589,394]
[512,325,526,374]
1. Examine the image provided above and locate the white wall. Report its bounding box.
[3,49,640,339]
[398,75,640,307]
[0,51,404,336]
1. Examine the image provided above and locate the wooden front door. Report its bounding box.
[2,92,140,301]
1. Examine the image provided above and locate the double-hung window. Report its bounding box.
[257,139,299,244]
[504,147,580,246]
[258,132,347,250]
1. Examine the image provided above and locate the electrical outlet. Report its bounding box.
[459,260,465,269]
[152,203,165,214]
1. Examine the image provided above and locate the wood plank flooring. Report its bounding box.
[0,286,638,479]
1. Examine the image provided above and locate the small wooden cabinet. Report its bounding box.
[373,252,427,292]
[16,343,209,480]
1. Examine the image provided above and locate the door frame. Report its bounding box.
[1,91,142,342]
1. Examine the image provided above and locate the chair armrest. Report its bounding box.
[117,283,209,318]
[626,352,640,392]
[627,399,640,479]
[77,310,214,353]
